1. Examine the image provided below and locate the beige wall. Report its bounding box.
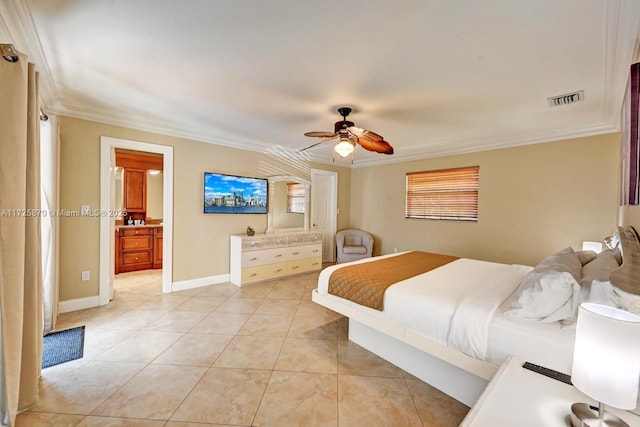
[349,133,620,266]
[58,114,618,301]
[58,116,351,301]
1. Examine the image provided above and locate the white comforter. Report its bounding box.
[317,253,532,359]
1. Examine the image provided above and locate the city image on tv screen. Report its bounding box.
[203,172,268,214]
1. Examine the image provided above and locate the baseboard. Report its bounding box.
[58,296,101,313]
[59,274,230,312]
[172,274,230,292]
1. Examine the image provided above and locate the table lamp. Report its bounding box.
[570,303,640,427]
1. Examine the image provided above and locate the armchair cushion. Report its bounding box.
[345,235,362,246]
[336,228,374,263]
[343,245,368,255]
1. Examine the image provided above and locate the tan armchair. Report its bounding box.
[336,229,374,264]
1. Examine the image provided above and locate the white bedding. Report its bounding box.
[317,252,575,373]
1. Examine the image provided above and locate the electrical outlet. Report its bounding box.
[393,248,398,253]
[81,271,90,281]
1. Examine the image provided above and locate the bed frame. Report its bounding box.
[312,289,496,406]
[313,226,640,407]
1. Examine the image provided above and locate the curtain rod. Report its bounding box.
[1,44,19,62]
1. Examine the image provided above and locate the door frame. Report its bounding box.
[99,136,174,306]
[310,168,338,263]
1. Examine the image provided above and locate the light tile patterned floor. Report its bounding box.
[18,268,469,426]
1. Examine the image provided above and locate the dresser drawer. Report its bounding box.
[241,262,287,284]
[120,227,152,237]
[121,250,152,266]
[241,247,287,267]
[287,244,322,260]
[286,256,322,275]
[121,236,152,251]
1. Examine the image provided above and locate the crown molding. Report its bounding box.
[0,0,59,111]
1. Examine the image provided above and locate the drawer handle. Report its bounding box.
[275,268,282,273]
[250,273,257,277]
[274,254,282,258]
[291,266,299,270]
[312,249,319,253]
[292,252,299,255]
[312,262,319,266]
[249,257,257,261]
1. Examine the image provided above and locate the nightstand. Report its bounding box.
[460,355,640,426]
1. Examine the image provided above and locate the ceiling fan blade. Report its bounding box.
[348,127,394,154]
[297,136,337,153]
[348,126,384,142]
[304,131,337,138]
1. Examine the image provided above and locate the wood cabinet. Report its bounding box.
[153,226,163,269]
[115,226,162,273]
[115,150,163,223]
[123,168,146,213]
[230,231,322,286]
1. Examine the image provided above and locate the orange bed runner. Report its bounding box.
[328,251,458,311]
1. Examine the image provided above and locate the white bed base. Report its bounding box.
[312,289,497,407]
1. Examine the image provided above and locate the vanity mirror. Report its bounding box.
[266,175,310,233]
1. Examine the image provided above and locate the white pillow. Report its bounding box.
[505,271,579,322]
[612,286,640,316]
[588,280,618,307]
[505,247,582,323]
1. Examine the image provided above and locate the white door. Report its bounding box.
[311,169,337,263]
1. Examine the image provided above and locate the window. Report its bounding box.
[405,166,479,221]
[286,183,305,214]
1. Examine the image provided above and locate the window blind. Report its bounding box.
[405,166,479,221]
[287,183,305,214]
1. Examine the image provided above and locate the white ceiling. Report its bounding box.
[2,0,640,167]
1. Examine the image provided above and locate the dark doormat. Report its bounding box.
[42,325,85,369]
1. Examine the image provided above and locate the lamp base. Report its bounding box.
[570,403,629,427]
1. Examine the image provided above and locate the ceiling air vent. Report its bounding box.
[547,90,585,107]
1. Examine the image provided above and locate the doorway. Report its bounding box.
[310,169,338,263]
[99,137,174,306]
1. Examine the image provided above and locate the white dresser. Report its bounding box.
[229,231,322,286]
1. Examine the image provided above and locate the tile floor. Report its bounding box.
[18,268,469,426]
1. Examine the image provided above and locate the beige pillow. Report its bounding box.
[575,250,597,266]
[580,250,619,287]
[345,235,362,246]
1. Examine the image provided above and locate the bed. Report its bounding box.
[312,226,640,406]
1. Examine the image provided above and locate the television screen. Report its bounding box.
[204,172,268,214]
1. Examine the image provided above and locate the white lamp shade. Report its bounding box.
[571,303,640,410]
[334,140,354,157]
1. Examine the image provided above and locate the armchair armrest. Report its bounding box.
[362,234,374,252]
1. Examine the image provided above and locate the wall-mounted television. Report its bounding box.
[204,172,268,214]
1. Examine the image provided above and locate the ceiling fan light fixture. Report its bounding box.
[334,136,354,157]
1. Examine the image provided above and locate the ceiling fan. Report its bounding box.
[300,107,394,159]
